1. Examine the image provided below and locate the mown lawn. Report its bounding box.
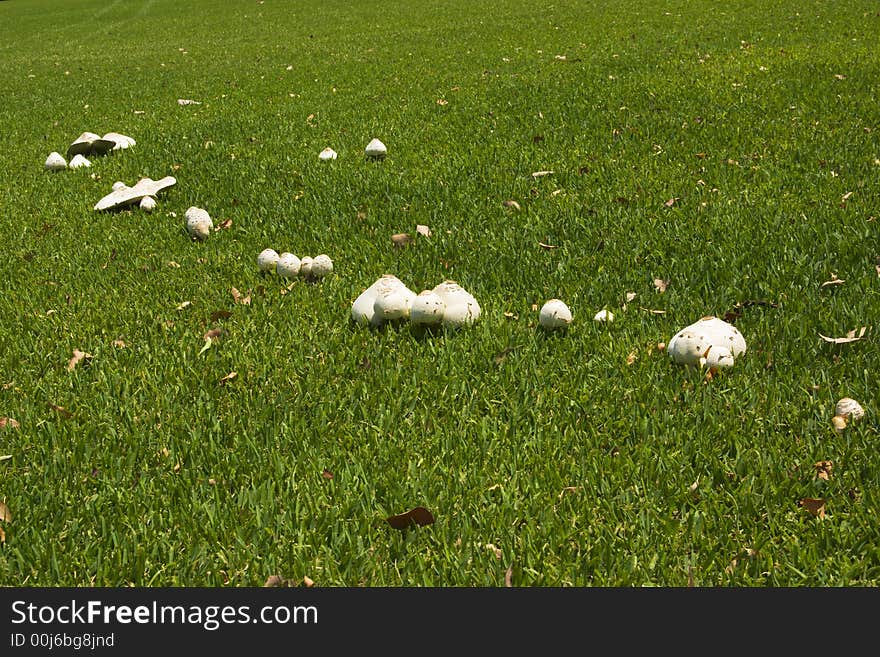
[0,0,878,586]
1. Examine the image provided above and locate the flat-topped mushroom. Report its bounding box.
[67,132,116,159]
[94,176,177,211]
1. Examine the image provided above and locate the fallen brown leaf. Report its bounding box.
[558,486,579,499]
[391,233,413,248]
[625,292,637,302]
[204,328,224,341]
[436,98,448,106]
[640,307,667,315]
[302,576,315,588]
[264,575,284,587]
[210,310,233,322]
[505,565,513,587]
[214,219,232,231]
[112,339,127,348]
[653,278,670,293]
[502,199,521,211]
[386,506,435,529]
[531,170,553,178]
[813,461,833,481]
[626,351,638,365]
[0,500,10,522]
[322,470,333,480]
[48,403,72,419]
[67,349,93,372]
[664,197,680,208]
[0,525,5,543]
[799,497,826,518]
[538,242,558,250]
[230,288,241,303]
[416,224,431,237]
[176,301,192,311]
[218,371,237,385]
[819,326,867,344]
[0,418,20,430]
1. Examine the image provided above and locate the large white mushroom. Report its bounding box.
[667,316,746,369]
[94,176,177,211]
[351,275,411,327]
[102,132,136,150]
[185,206,213,241]
[373,277,417,323]
[539,299,573,330]
[67,132,115,158]
[309,254,334,280]
[432,280,480,328]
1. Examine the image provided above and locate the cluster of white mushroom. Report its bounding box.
[185,207,214,240]
[44,131,136,172]
[318,138,387,162]
[257,249,334,282]
[667,316,747,370]
[351,275,480,329]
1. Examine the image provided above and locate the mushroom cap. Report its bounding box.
[67,131,115,158]
[299,256,314,277]
[257,248,280,273]
[276,252,302,278]
[410,290,446,326]
[139,196,157,212]
[102,132,136,150]
[309,254,334,279]
[44,151,68,171]
[319,147,338,161]
[352,274,402,326]
[68,154,91,169]
[668,316,746,367]
[364,138,387,158]
[373,278,416,321]
[835,397,865,421]
[593,309,613,323]
[540,299,573,330]
[432,280,480,327]
[94,176,177,211]
[185,206,213,240]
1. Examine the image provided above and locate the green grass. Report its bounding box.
[0,0,878,586]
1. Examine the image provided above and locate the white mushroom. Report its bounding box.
[432,280,481,328]
[593,309,613,323]
[139,196,157,212]
[102,132,136,150]
[373,277,417,322]
[66,131,115,158]
[540,299,573,330]
[68,154,91,169]
[275,252,302,278]
[185,206,213,241]
[309,254,334,279]
[835,398,865,422]
[44,152,67,171]
[257,248,280,273]
[94,176,177,211]
[364,138,387,159]
[319,147,338,161]
[351,277,390,326]
[667,316,746,368]
[299,257,314,278]
[410,290,446,326]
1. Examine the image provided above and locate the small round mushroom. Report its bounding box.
[593,309,613,323]
[410,290,446,326]
[275,252,302,279]
[319,147,338,161]
[309,254,334,279]
[68,154,91,169]
[185,206,213,241]
[539,299,573,330]
[44,152,67,171]
[831,415,848,434]
[299,256,314,278]
[139,196,157,212]
[835,398,865,422]
[257,248,280,273]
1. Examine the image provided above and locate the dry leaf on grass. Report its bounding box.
[204,328,224,341]
[386,506,435,529]
[67,349,93,372]
[538,242,558,250]
[502,200,521,211]
[505,565,513,587]
[626,351,638,365]
[391,233,413,248]
[264,575,285,588]
[0,418,20,430]
[210,310,233,322]
[302,576,315,588]
[416,224,431,237]
[664,197,680,208]
[819,326,867,344]
[640,307,667,315]
[112,339,127,348]
[799,497,826,518]
[176,301,192,311]
[214,219,232,232]
[820,274,845,288]
[653,278,670,293]
[531,170,553,178]
[218,371,237,385]
[48,403,73,419]
[322,470,333,480]
[813,461,833,481]
[0,500,11,522]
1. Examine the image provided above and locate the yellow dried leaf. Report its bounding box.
[819,326,867,344]
[67,349,93,372]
